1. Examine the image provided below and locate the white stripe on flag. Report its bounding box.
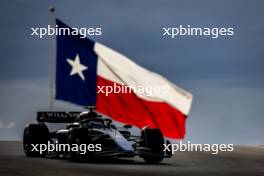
[94,42,193,115]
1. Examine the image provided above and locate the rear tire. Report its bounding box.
[23,123,49,157]
[140,128,164,164]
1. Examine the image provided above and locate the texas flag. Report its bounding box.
[55,19,193,139]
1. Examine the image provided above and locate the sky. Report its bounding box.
[0,0,263,144]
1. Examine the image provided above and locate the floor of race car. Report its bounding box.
[0,141,263,176]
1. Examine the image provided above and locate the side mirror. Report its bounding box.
[124,124,132,129]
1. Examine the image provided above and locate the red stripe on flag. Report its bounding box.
[96,76,187,139]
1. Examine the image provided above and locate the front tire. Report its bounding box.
[140,128,164,164]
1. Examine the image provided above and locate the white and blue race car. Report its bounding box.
[23,108,172,163]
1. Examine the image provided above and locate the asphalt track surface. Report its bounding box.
[0,141,264,176]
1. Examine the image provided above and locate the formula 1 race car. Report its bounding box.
[23,107,172,163]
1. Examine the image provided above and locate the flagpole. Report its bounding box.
[49,6,55,111]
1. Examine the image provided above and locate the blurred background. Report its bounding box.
[0,0,263,144]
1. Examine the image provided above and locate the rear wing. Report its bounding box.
[37,112,81,123]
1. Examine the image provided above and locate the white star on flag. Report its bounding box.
[67,54,88,81]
